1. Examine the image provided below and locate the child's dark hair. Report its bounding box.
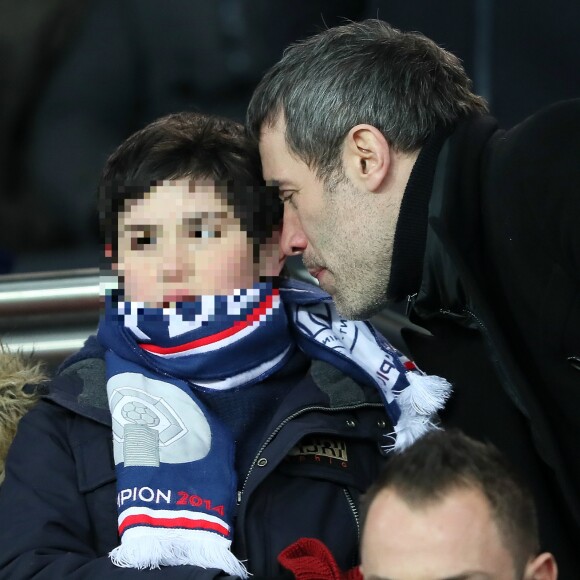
[98,112,281,261]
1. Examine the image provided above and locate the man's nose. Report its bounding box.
[280,207,308,257]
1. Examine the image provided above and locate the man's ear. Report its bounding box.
[343,124,390,192]
[525,552,558,580]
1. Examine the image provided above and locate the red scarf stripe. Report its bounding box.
[118,513,230,537]
[138,290,279,355]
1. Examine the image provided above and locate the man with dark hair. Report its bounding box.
[360,430,558,580]
[248,19,580,576]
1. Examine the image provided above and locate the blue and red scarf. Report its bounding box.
[98,279,451,575]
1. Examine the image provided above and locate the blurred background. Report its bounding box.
[0,0,578,275]
[0,0,578,366]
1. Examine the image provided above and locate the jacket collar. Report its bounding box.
[411,114,499,322]
[387,126,451,301]
[0,349,49,482]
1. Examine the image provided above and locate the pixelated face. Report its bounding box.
[361,488,519,579]
[113,180,280,306]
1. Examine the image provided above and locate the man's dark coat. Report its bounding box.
[382,99,580,577]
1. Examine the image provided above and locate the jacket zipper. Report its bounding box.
[406,293,417,316]
[342,487,360,541]
[238,401,383,503]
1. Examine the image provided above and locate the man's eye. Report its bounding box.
[279,191,295,205]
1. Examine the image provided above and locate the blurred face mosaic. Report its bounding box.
[114,180,268,306]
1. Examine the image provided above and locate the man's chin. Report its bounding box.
[315,269,334,294]
[333,292,386,321]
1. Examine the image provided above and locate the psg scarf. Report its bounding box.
[98,280,451,575]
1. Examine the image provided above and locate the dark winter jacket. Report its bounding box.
[0,339,390,579]
[383,99,580,577]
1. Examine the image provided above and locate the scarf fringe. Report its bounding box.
[390,415,441,453]
[289,294,452,452]
[109,532,248,578]
[387,372,451,452]
[396,372,452,417]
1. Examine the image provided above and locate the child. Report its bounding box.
[0,112,450,579]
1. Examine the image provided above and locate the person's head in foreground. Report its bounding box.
[99,111,282,303]
[247,19,488,319]
[360,430,557,580]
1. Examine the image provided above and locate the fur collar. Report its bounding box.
[0,346,47,484]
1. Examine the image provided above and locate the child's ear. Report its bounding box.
[104,243,120,272]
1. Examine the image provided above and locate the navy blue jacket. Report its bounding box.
[0,340,390,578]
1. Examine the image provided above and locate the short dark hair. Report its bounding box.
[247,19,488,181]
[361,430,540,576]
[99,112,281,260]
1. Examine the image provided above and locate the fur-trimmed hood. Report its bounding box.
[0,346,47,484]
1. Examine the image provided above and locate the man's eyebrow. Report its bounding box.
[265,178,294,189]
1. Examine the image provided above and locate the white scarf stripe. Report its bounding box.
[193,345,293,391]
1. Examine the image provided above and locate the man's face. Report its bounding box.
[259,116,397,320]
[115,181,265,306]
[361,487,519,580]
